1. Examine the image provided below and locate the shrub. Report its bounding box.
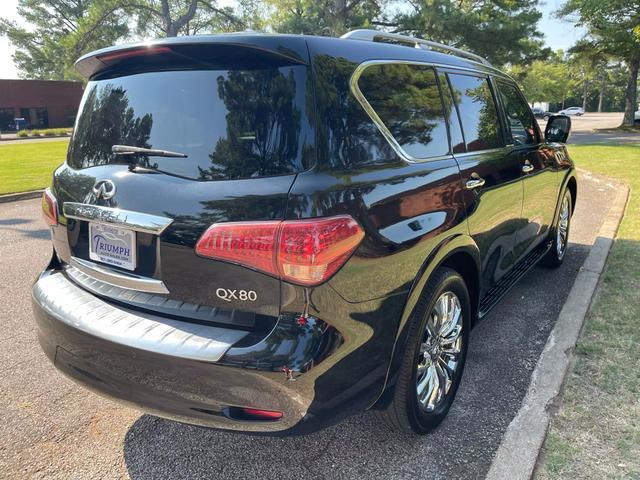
[31,130,42,137]
[44,129,57,136]
[16,130,29,138]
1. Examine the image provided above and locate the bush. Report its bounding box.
[14,128,72,138]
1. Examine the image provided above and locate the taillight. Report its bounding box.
[195,215,364,286]
[42,188,58,226]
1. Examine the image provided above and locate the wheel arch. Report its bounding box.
[371,234,480,410]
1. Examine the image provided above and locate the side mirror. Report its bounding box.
[545,115,571,143]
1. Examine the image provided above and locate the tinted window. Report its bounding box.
[497,82,539,145]
[358,64,449,159]
[447,73,502,152]
[68,67,312,180]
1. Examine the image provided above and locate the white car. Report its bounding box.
[558,107,584,116]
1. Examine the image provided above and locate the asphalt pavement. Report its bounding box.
[0,171,619,479]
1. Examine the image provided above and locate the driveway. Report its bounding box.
[0,171,619,479]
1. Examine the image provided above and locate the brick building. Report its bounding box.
[0,79,84,131]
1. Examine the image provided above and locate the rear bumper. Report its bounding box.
[32,267,390,434]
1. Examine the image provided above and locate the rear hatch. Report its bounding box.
[51,38,314,332]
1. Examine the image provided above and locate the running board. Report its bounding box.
[478,242,551,319]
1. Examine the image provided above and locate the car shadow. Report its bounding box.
[0,217,32,226]
[0,217,50,239]
[123,410,426,479]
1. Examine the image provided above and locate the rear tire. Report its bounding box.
[378,268,470,434]
[542,189,572,268]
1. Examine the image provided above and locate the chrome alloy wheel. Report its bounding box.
[557,194,570,259]
[416,291,463,412]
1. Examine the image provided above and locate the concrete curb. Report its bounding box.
[0,190,43,204]
[486,176,629,480]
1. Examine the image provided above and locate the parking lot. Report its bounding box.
[0,169,621,479]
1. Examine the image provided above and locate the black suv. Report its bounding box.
[33,30,576,435]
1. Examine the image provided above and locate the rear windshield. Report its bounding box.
[67,66,312,180]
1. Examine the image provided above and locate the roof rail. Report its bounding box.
[340,29,492,67]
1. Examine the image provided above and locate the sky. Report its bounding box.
[0,0,586,79]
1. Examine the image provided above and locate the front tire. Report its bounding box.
[379,268,470,434]
[542,189,572,267]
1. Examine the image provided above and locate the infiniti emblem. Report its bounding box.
[92,179,116,200]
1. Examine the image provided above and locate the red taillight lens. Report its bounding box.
[195,215,364,286]
[41,188,58,226]
[278,216,365,285]
[195,221,281,277]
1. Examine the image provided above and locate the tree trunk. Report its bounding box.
[582,77,589,112]
[622,57,639,126]
[597,73,606,113]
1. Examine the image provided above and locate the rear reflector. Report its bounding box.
[42,188,58,226]
[195,215,364,286]
[240,408,283,420]
[97,46,172,63]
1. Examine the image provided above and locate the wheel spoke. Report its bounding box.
[415,290,465,412]
[435,361,452,396]
[425,365,441,410]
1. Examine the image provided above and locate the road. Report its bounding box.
[537,112,639,145]
[0,171,619,479]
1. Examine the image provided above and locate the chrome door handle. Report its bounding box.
[522,163,534,173]
[465,175,486,190]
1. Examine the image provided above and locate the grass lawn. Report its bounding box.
[536,144,640,479]
[0,140,69,195]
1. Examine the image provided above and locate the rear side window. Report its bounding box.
[68,66,312,180]
[447,73,502,152]
[496,82,539,145]
[357,63,449,160]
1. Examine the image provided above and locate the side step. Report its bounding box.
[478,242,551,319]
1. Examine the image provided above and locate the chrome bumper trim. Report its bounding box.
[62,202,173,235]
[33,272,248,362]
[70,256,170,294]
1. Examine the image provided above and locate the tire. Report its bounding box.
[543,115,550,121]
[542,189,572,268]
[379,267,470,434]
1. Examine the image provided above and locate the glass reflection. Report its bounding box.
[447,74,502,152]
[68,67,310,180]
[358,64,449,159]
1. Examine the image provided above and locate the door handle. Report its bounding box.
[465,175,486,190]
[522,163,534,174]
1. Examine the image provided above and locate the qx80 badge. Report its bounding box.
[216,288,258,302]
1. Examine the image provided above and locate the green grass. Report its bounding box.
[0,139,69,195]
[536,144,640,480]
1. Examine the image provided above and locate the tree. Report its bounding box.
[568,40,609,112]
[512,56,576,108]
[0,0,129,80]
[130,0,244,37]
[557,0,640,125]
[266,0,386,36]
[390,0,550,66]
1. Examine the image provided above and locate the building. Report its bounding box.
[0,79,84,131]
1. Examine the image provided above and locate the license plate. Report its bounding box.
[89,223,136,271]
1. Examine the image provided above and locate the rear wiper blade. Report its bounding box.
[112,144,188,158]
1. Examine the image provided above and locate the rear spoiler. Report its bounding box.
[75,33,309,79]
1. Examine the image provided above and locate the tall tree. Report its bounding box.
[568,40,609,112]
[130,0,244,37]
[390,0,550,66]
[266,0,386,36]
[558,0,640,125]
[0,0,129,80]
